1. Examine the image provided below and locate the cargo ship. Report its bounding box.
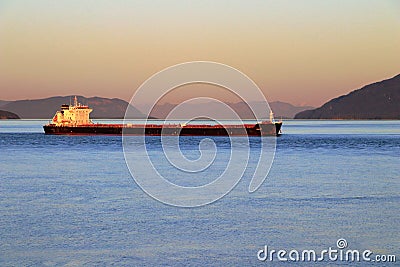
[43,97,282,136]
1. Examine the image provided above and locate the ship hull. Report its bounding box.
[43,122,282,136]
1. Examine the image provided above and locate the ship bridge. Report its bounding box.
[51,96,93,126]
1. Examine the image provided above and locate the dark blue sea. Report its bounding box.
[0,120,399,266]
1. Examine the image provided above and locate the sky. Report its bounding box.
[0,0,399,107]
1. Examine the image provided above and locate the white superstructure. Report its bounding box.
[269,111,275,123]
[51,96,93,126]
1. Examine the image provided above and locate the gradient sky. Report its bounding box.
[0,0,399,106]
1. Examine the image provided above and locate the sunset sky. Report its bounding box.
[0,0,399,107]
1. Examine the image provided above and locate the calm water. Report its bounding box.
[0,120,399,266]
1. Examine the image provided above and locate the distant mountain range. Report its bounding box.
[269,101,314,119]
[0,96,312,119]
[0,110,20,119]
[295,74,400,119]
[3,72,399,120]
[0,96,144,119]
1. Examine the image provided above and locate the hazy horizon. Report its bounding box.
[1,1,399,106]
